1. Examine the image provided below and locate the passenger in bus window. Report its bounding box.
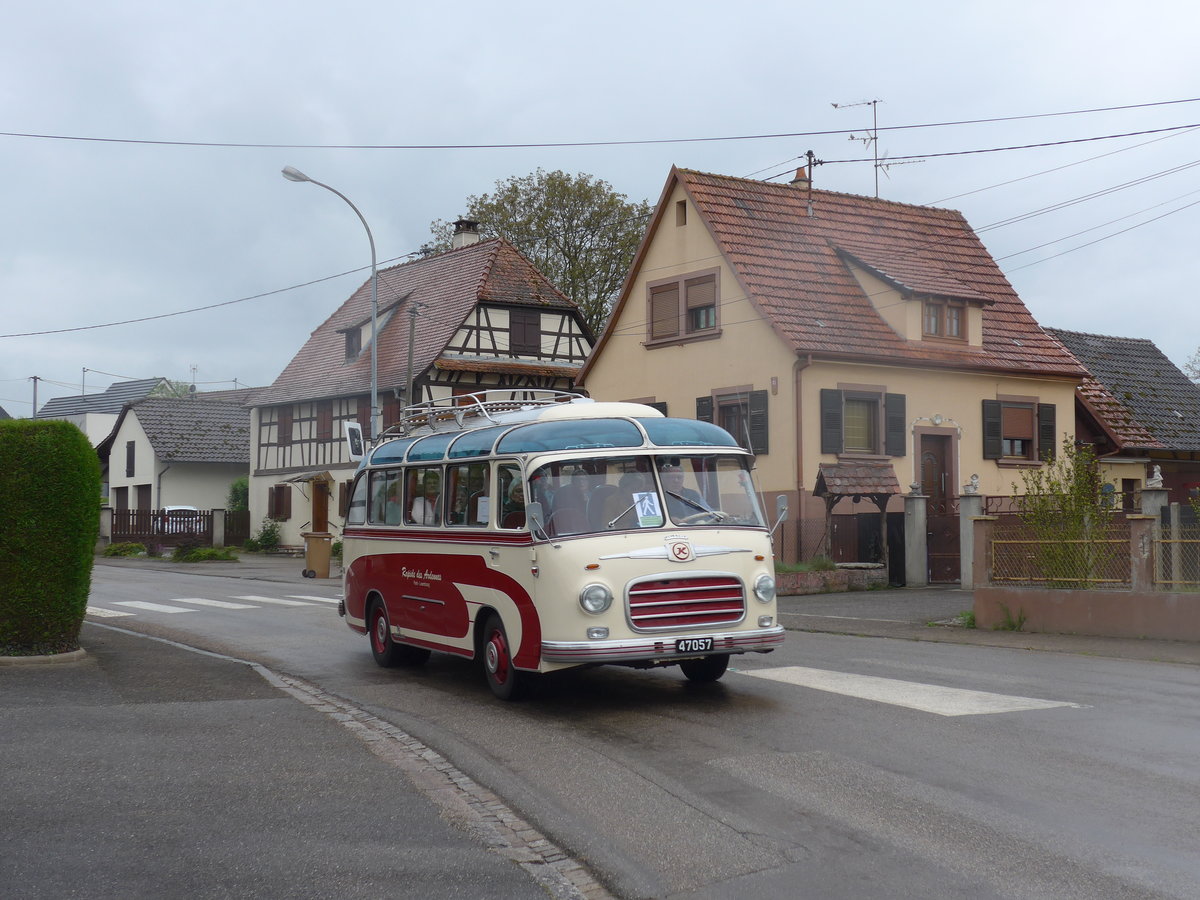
[409,472,441,525]
[385,476,405,526]
[501,479,526,528]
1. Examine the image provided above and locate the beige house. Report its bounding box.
[578,167,1085,579]
[101,396,250,511]
[250,228,594,547]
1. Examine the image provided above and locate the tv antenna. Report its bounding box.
[832,99,882,197]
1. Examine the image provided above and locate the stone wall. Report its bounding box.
[776,563,887,596]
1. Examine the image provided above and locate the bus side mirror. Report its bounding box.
[344,421,365,462]
[526,501,548,540]
[771,494,789,536]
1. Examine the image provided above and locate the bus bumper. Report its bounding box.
[540,625,785,665]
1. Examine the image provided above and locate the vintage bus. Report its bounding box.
[339,391,787,699]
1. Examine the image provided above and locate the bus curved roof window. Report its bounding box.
[368,437,420,465]
[447,424,509,459]
[638,418,739,448]
[496,418,644,454]
[407,432,457,462]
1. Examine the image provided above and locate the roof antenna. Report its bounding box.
[832,98,881,197]
[805,150,816,217]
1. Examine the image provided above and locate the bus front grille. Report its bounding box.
[627,576,746,631]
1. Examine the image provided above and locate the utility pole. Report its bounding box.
[30,375,39,418]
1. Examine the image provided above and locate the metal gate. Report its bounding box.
[927,499,960,583]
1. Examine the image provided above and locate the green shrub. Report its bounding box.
[171,536,204,559]
[174,547,239,562]
[254,519,282,552]
[331,540,344,563]
[0,420,100,655]
[103,542,146,557]
[242,537,261,552]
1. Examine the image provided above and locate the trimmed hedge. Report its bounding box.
[0,420,100,655]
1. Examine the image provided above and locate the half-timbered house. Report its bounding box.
[249,227,593,548]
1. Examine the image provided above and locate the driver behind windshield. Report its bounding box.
[660,463,710,519]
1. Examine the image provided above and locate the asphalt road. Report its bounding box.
[6,556,1200,899]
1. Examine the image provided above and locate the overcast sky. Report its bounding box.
[4,1,1198,416]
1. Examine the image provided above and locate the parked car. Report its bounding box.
[156,505,202,535]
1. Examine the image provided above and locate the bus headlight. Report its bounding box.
[579,583,614,614]
[754,573,776,604]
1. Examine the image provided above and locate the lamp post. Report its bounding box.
[281,166,380,439]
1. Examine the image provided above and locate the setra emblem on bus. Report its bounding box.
[668,539,694,562]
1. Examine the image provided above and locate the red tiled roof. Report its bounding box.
[256,239,577,405]
[588,168,1084,379]
[814,462,902,497]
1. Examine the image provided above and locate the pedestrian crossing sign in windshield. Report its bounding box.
[634,491,663,527]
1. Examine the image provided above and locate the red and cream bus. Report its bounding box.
[339,391,787,699]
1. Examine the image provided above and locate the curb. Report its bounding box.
[0,648,88,667]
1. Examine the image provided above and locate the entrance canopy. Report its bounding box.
[814,462,901,504]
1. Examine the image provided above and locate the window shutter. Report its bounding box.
[820,390,843,455]
[695,396,713,423]
[747,390,769,455]
[982,400,1002,460]
[685,276,715,309]
[316,401,333,440]
[648,401,668,415]
[338,481,350,518]
[885,393,906,457]
[650,285,680,339]
[1037,403,1057,461]
[382,396,400,429]
[356,397,371,431]
[277,407,293,447]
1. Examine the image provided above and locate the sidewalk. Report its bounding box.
[0,607,606,899]
[778,585,1200,667]
[94,550,341,585]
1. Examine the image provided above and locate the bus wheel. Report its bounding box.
[482,614,523,701]
[368,601,430,668]
[680,654,730,683]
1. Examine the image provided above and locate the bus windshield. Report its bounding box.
[528,454,766,537]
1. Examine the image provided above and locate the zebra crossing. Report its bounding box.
[86,593,342,618]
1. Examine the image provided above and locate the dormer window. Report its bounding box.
[342,328,362,361]
[923,298,964,340]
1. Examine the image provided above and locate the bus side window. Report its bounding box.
[369,471,390,524]
[346,475,369,525]
[497,462,525,529]
[447,462,488,527]
[383,471,404,526]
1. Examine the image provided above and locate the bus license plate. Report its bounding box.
[675,637,713,654]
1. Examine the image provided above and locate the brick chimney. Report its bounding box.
[451,218,482,249]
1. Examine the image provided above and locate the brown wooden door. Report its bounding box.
[312,480,330,532]
[920,435,961,582]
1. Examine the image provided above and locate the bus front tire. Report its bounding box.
[680,654,729,683]
[368,601,431,668]
[482,613,523,701]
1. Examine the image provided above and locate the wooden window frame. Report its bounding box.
[820,389,906,458]
[646,269,720,346]
[125,440,135,478]
[267,484,292,521]
[696,387,768,455]
[983,399,1056,463]
[922,298,966,341]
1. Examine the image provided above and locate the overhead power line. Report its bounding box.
[2,98,1198,151]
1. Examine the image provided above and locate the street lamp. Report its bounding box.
[281,165,380,439]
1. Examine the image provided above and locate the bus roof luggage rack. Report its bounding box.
[381,390,588,438]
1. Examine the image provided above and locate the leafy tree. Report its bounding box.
[226,475,249,512]
[1014,438,1118,588]
[429,169,652,334]
[1185,347,1200,383]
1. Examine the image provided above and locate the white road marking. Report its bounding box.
[286,595,341,604]
[86,606,134,618]
[170,597,257,609]
[739,666,1084,717]
[113,601,196,614]
[231,595,313,606]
